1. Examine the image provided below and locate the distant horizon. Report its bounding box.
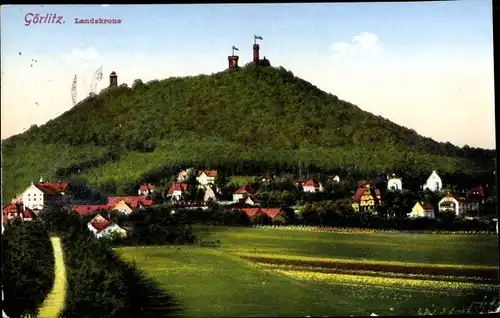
[1,2,495,149]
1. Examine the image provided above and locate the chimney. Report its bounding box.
[253,44,260,63]
[109,71,118,87]
[39,176,43,183]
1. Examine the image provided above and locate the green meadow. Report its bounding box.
[116,227,499,317]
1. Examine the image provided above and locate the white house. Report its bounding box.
[422,170,442,192]
[196,170,217,188]
[387,174,403,191]
[21,180,70,211]
[303,178,323,193]
[438,193,481,216]
[87,214,127,240]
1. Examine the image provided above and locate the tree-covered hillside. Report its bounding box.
[1,64,495,202]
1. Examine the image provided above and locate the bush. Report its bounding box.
[2,220,55,317]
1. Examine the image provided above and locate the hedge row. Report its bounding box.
[2,220,55,318]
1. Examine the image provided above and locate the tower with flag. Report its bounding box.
[228,45,239,69]
[252,35,271,67]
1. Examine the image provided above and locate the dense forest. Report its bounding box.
[1,63,495,203]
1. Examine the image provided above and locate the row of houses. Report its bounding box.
[3,169,494,235]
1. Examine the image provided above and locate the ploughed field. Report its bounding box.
[115,226,499,317]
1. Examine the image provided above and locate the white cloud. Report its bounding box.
[329,32,382,59]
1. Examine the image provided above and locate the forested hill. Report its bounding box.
[1,63,495,201]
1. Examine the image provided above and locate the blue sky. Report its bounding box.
[1,2,495,148]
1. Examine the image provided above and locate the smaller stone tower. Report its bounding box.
[109,71,118,87]
[228,55,239,69]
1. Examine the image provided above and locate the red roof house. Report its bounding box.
[168,183,189,195]
[138,183,155,195]
[303,178,323,193]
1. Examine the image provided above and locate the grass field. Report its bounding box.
[116,226,500,317]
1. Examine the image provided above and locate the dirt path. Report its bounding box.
[38,237,67,318]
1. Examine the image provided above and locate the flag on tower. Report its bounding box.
[232,46,239,51]
[254,35,263,40]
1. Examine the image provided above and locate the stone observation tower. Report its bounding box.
[253,35,271,67]
[109,71,118,87]
[228,45,239,69]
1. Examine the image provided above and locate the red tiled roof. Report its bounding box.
[295,178,306,184]
[35,182,70,194]
[139,184,155,191]
[420,203,434,211]
[72,205,110,216]
[304,178,321,188]
[241,208,261,217]
[89,218,113,233]
[168,183,189,195]
[107,195,153,209]
[352,187,366,202]
[34,184,60,195]
[235,184,255,195]
[198,170,218,177]
[261,208,282,218]
[240,207,282,218]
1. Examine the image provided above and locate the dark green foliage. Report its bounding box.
[38,207,182,318]
[2,220,55,318]
[2,65,495,203]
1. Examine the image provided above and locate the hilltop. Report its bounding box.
[1,64,495,202]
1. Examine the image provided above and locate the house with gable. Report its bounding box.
[204,186,219,202]
[167,183,190,201]
[408,202,435,219]
[138,183,155,196]
[352,182,382,213]
[21,178,72,211]
[87,214,127,240]
[387,174,403,191]
[233,184,255,202]
[438,193,481,216]
[422,170,443,192]
[303,178,323,193]
[196,170,218,189]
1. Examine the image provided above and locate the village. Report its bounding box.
[3,168,497,239]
